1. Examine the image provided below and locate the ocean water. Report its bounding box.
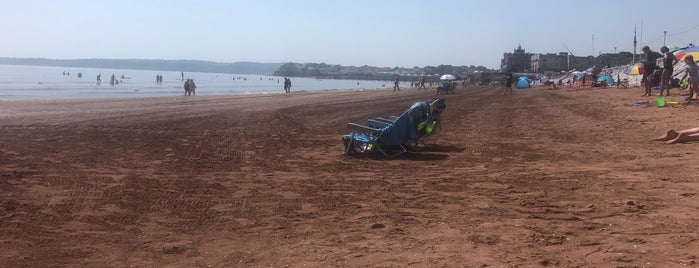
[0,64,400,101]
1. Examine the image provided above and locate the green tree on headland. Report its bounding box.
[273,62,493,81]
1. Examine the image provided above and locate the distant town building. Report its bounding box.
[502,45,634,73]
[531,53,570,73]
[501,45,531,73]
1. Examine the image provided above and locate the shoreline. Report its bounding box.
[0,88,435,123]
[0,63,398,101]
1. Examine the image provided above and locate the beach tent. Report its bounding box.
[575,72,585,82]
[570,71,581,82]
[597,74,614,86]
[515,76,531,89]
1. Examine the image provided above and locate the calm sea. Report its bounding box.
[0,64,399,101]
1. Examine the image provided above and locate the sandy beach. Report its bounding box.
[2,85,699,267]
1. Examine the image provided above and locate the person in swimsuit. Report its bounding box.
[659,46,678,96]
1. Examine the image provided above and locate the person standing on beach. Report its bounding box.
[96,74,101,85]
[417,75,427,91]
[503,71,513,95]
[189,79,196,96]
[660,46,678,96]
[183,79,189,95]
[393,75,400,92]
[641,46,660,97]
[590,66,600,87]
[680,55,699,103]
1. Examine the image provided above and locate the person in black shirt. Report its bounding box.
[641,46,661,97]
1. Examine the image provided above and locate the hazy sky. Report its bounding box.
[2,0,698,69]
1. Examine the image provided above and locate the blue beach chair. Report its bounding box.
[343,98,446,158]
[342,112,413,158]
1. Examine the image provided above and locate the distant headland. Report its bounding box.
[0,57,284,75]
[0,57,494,81]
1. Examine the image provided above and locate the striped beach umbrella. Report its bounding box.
[624,64,644,75]
[674,46,699,61]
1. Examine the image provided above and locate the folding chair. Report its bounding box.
[342,112,412,158]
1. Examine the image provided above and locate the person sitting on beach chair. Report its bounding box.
[406,98,446,146]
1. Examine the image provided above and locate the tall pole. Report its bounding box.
[633,25,637,64]
[664,31,667,46]
[640,20,644,48]
[592,34,595,56]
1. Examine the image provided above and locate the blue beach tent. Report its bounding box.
[515,76,531,89]
[597,74,614,86]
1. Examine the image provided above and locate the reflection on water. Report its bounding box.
[0,64,399,100]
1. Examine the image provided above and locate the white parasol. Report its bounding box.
[439,74,456,80]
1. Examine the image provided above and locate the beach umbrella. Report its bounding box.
[674,46,699,61]
[439,74,456,80]
[624,64,644,75]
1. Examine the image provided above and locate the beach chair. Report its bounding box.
[617,78,629,88]
[342,109,444,158]
[342,112,415,158]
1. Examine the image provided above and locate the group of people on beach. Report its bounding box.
[183,79,197,96]
[640,46,675,97]
[608,44,699,144]
[638,45,699,102]
[283,78,292,93]
[653,45,699,144]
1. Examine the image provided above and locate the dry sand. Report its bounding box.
[1,85,699,267]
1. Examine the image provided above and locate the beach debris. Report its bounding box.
[371,223,385,229]
[633,100,650,107]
